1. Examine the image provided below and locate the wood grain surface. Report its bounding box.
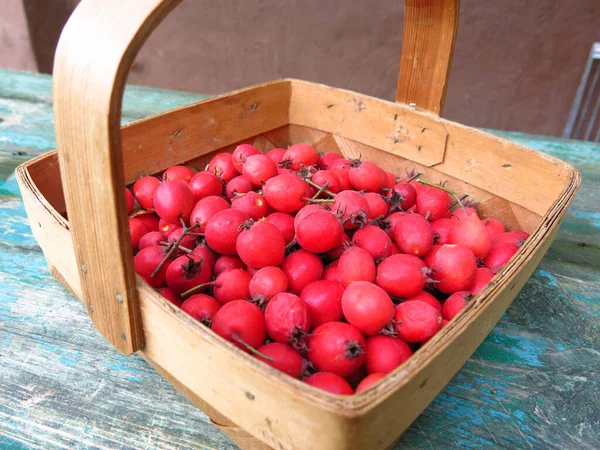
[0,69,598,449]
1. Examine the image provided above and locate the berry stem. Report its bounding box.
[304,178,336,197]
[181,281,217,299]
[178,245,193,254]
[406,171,422,183]
[304,198,335,203]
[416,178,468,214]
[234,337,274,361]
[311,182,331,200]
[450,193,470,209]
[151,221,200,278]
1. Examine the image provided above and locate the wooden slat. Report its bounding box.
[263,124,328,148]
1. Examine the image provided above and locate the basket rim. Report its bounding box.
[15,78,582,417]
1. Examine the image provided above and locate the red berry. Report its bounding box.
[136,213,160,232]
[188,172,223,202]
[281,250,323,294]
[133,245,172,288]
[125,188,135,214]
[139,231,166,250]
[190,196,230,233]
[348,160,384,192]
[266,212,295,245]
[325,232,351,260]
[295,209,344,253]
[393,213,434,257]
[232,143,261,173]
[356,373,386,393]
[431,244,478,293]
[443,291,473,320]
[416,185,452,221]
[282,143,318,170]
[163,165,195,183]
[304,372,353,395]
[449,216,491,259]
[364,335,412,374]
[214,255,246,276]
[483,243,519,272]
[393,301,442,342]
[266,147,287,164]
[243,154,278,187]
[181,294,221,326]
[212,268,252,304]
[333,190,370,230]
[191,244,217,270]
[451,206,479,221]
[300,280,345,328]
[225,175,253,200]
[263,174,308,213]
[318,152,343,170]
[211,300,266,352]
[483,218,506,240]
[236,220,285,269]
[158,287,182,307]
[404,291,442,314]
[492,230,529,248]
[387,183,417,211]
[128,217,148,251]
[205,209,250,255]
[153,180,195,225]
[264,293,311,348]
[158,218,181,236]
[376,254,428,298]
[254,343,304,378]
[231,191,269,220]
[363,192,389,220]
[470,267,494,294]
[352,225,393,263]
[165,254,212,295]
[342,281,394,335]
[133,176,160,210]
[337,247,376,287]
[431,217,455,246]
[307,322,366,378]
[249,266,288,304]
[167,227,197,253]
[208,153,238,182]
[311,170,341,195]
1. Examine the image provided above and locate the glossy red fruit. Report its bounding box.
[337,247,376,287]
[451,206,479,221]
[254,343,304,378]
[188,172,223,202]
[449,216,492,259]
[393,213,434,257]
[266,147,287,164]
[328,158,351,171]
[191,244,217,270]
[322,261,341,283]
[383,211,405,237]
[364,335,413,374]
[471,267,494,294]
[181,294,221,326]
[483,218,506,240]
[387,183,417,211]
[332,168,352,191]
[294,204,327,227]
[300,280,345,327]
[133,176,161,210]
[212,268,252,304]
[231,191,269,220]
[431,244,477,293]
[443,291,473,320]
[348,160,384,192]
[153,180,195,225]
[295,210,344,253]
[483,243,519,272]
[232,143,261,173]
[128,217,148,251]
[158,287,182,307]
[211,300,266,351]
[342,281,394,335]
[139,231,165,251]
[263,174,308,213]
[213,255,246,276]
[304,372,353,395]
[333,190,370,230]
[163,165,195,183]
[281,250,323,294]
[208,153,238,182]
[492,230,529,248]
[136,213,160,232]
[165,254,212,295]
[308,322,366,378]
[125,188,135,214]
[383,171,396,189]
[376,254,428,298]
[249,266,288,304]
[318,152,343,170]
[416,185,452,221]
[242,154,278,188]
[264,293,311,347]
[356,373,386,393]
[133,245,172,288]
[363,193,389,220]
[226,176,253,200]
[422,244,441,268]
[158,219,181,236]
[394,301,442,342]
[352,225,393,262]
[236,220,286,269]
[311,170,341,194]
[266,212,295,244]
[325,232,350,260]
[404,291,442,314]
[282,143,319,171]
[189,195,230,233]
[205,209,250,255]
[431,217,455,246]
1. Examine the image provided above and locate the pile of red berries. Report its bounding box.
[125,142,528,395]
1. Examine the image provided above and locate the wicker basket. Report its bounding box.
[16,1,581,449]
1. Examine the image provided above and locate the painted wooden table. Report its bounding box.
[0,69,598,450]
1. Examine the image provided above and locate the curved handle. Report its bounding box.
[53,0,459,354]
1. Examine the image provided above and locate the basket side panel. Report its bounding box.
[289,81,573,217]
[120,81,291,184]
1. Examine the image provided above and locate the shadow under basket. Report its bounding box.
[16,1,580,449]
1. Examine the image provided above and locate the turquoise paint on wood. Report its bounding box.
[0,69,598,449]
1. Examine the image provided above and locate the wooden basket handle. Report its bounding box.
[53,0,459,354]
